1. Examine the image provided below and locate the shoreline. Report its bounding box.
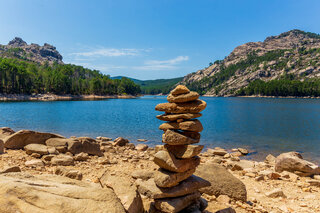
[203,94,320,99]
[0,93,137,101]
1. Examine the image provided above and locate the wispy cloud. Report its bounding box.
[71,48,148,57]
[134,56,189,70]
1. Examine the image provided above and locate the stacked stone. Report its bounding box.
[152,85,210,213]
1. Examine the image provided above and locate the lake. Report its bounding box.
[1,96,320,163]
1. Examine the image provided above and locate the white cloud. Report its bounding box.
[134,56,189,70]
[71,48,147,57]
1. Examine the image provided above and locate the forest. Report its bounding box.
[0,57,141,95]
[237,75,320,97]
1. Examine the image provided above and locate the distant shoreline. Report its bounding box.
[0,93,137,101]
[202,95,320,99]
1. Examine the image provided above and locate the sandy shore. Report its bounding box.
[0,93,137,101]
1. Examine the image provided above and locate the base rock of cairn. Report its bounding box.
[137,85,210,213]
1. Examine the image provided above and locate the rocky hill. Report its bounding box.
[182,30,320,96]
[0,37,63,64]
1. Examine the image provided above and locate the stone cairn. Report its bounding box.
[145,85,210,212]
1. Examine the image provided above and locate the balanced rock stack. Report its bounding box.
[149,85,210,212]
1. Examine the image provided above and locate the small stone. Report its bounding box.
[238,148,249,155]
[137,139,147,142]
[31,153,41,158]
[74,152,89,161]
[154,168,195,188]
[153,150,200,173]
[137,175,210,199]
[155,100,207,114]
[162,130,200,145]
[170,85,190,95]
[42,154,55,161]
[25,159,44,167]
[159,119,203,132]
[267,172,281,180]
[156,113,202,122]
[154,192,201,213]
[265,154,276,165]
[47,146,58,154]
[167,91,199,103]
[314,175,320,180]
[207,148,227,156]
[155,144,203,159]
[113,137,129,146]
[51,155,74,166]
[265,189,286,198]
[136,144,148,151]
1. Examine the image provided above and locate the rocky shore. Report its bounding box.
[0,93,137,101]
[0,127,320,213]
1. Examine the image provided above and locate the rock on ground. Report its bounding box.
[0,172,126,213]
[195,163,247,201]
[0,139,4,154]
[100,172,144,213]
[275,152,320,176]
[4,130,64,149]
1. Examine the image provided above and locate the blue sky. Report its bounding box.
[0,0,320,80]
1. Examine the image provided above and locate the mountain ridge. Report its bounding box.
[182,29,320,96]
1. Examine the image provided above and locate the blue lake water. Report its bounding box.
[1,96,320,163]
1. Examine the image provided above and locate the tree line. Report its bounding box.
[0,57,141,95]
[237,76,320,97]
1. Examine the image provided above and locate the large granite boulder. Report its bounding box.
[0,173,126,213]
[100,172,144,213]
[4,130,64,149]
[195,163,247,201]
[67,137,103,156]
[275,152,320,176]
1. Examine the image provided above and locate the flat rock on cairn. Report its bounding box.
[143,85,210,213]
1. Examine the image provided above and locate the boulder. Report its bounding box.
[0,139,3,154]
[67,137,103,156]
[167,91,200,103]
[51,155,74,166]
[154,150,200,173]
[195,163,247,201]
[156,113,202,122]
[0,127,15,139]
[170,85,190,95]
[265,189,286,198]
[45,138,69,147]
[275,152,320,176]
[4,130,64,149]
[137,175,209,199]
[24,144,48,155]
[162,130,200,145]
[207,148,228,156]
[159,119,203,132]
[114,137,129,146]
[0,172,126,213]
[154,168,195,188]
[54,166,83,180]
[154,191,201,213]
[155,100,207,114]
[100,172,144,213]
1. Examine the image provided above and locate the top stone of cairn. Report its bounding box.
[170,85,190,96]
